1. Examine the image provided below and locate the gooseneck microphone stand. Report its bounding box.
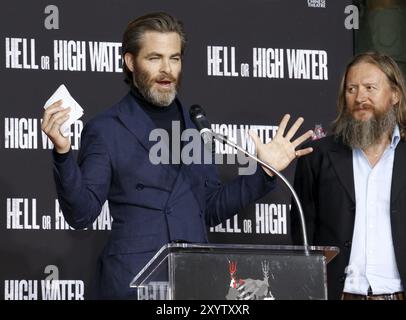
[202,128,309,255]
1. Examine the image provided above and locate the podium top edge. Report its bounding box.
[162,242,338,252]
[160,243,339,262]
[152,242,339,261]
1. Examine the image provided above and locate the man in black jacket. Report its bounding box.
[291,52,406,300]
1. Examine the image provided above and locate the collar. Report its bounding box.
[390,125,400,149]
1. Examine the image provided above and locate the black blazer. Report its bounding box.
[291,135,406,299]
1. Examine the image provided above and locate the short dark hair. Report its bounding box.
[122,12,186,85]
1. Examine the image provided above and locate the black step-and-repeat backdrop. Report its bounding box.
[0,0,353,299]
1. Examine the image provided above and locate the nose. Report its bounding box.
[159,58,171,74]
[355,87,367,103]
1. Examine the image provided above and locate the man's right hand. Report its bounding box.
[41,99,72,154]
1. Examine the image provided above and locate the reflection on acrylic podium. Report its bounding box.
[130,243,339,300]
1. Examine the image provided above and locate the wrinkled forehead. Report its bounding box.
[346,62,389,85]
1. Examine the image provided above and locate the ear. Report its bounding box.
[392,89,400,106]
[124,53,135,72]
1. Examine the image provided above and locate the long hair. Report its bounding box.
[121,12,186,85]
[333,52,406,140]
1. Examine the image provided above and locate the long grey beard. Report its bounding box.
[334,108,397,149]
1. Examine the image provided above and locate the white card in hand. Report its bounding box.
[43,84,84,137]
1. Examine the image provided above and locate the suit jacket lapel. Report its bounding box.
[391,140,406,204]
[117,93,176,179]
[117,93,163,152]
[328,139,355,204]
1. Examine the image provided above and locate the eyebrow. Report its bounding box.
[145,52,181,58]
[346,81,379,87]
[145,52,162,58]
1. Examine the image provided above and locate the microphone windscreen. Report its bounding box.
[189,104,210,131]
[189,104,205,117]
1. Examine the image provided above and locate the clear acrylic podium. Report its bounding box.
[130,243,339,300]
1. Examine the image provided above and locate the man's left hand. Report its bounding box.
[249,114,313,176]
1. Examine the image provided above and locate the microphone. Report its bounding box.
[189,104,310,253]
[189,104,213,145]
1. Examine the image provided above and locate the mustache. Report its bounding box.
[352,103,373,111]
[155,74,177,82]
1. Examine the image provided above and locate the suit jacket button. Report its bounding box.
[136,183,144,191]
[339,276,346,283]
[344,241,352,248]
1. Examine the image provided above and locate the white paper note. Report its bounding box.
[43,84,84,137]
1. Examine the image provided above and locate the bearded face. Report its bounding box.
[335,62,399,149]
[133,62,181,107]
[126,31,182,107]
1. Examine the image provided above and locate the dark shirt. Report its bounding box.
[130,85,185,168]
[130,85,185,136]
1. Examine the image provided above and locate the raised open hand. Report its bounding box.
[249,114,313,176]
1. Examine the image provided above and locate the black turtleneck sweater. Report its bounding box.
[130,85,185,167]
[130,85,185,139]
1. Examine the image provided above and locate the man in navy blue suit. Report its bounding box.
[41,12,313,299]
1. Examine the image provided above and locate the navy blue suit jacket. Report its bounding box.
[53,93,275,299]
